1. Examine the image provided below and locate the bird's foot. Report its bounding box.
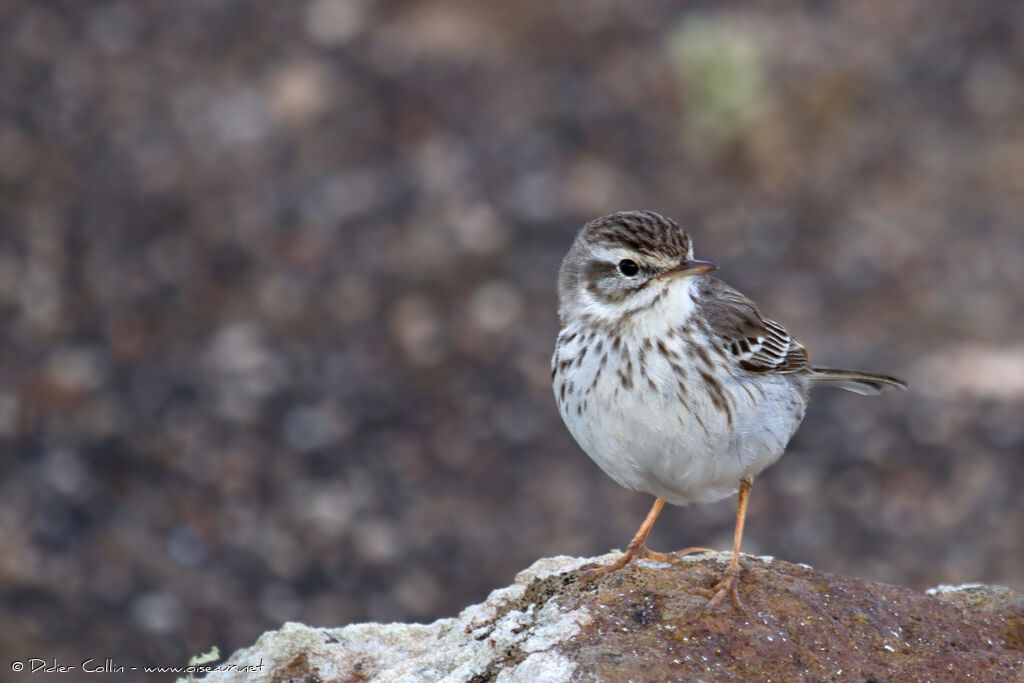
[581,543,673,580]
[697,565,747,615]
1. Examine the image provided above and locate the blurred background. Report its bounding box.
[2,0,1023,672]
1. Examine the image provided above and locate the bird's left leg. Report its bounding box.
[584,497,670,578]
[699,477,752,612]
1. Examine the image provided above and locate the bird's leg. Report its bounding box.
[698,478,752,612]
[584,497,670,577]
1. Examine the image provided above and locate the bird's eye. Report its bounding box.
[618,259,639,277]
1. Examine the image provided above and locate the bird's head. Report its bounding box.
[557,210,717,328]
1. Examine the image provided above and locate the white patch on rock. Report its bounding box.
[513,554,602,583]
[203,556,596,683]
[926,583,986,596]
[495,650,578,683]
[522,601,585,653]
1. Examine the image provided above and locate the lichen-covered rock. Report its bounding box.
[202,554,1024,682]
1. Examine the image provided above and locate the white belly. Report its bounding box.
[554,329,807,505]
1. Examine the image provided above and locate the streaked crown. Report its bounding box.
[581,211,693,261]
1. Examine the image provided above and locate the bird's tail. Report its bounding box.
[806,367,907,396]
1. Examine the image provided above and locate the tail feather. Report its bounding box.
[807,367,907,396]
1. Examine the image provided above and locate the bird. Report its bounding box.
[551,210,906,610]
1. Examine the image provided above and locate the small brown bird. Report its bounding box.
[552,210,905,609]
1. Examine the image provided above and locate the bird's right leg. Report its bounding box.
[584,497,671,578]
[697,477,752,612]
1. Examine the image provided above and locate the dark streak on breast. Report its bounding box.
[593,355,606,386]
[694,343,713,368]
[692,409,708,435]
[700,370,733,427]
[657,339,680,360]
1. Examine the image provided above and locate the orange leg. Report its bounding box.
[584,497,674,577]
[698,478,752,612]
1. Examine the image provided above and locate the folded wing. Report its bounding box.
[697,278,810,375]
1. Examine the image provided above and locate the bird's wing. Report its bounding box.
[697,277,809,375]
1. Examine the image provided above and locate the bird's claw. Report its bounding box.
[579,563,618,582]
[698,567,747,615]
[579,543,673,582]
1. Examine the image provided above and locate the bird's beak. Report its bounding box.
[662,259,718,278]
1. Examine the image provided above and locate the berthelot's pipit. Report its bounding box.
[552,210,906,610]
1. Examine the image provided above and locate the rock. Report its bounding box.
[202,553,1024,682]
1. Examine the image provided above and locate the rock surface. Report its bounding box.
[203,554,1024,682]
